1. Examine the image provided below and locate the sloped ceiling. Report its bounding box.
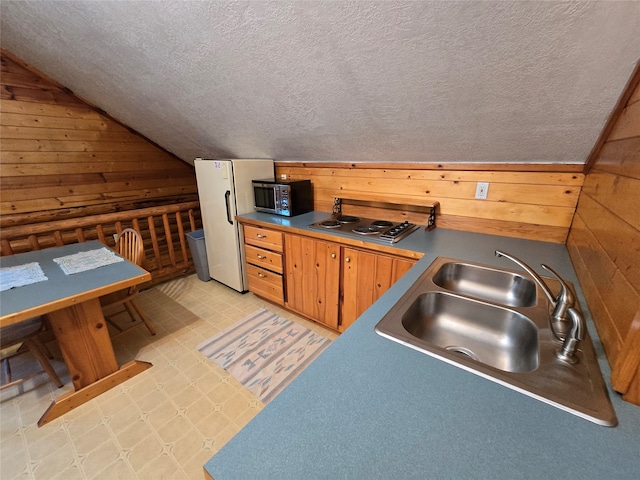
[1,1,639,165]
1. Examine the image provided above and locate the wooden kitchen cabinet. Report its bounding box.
[284,234,341,330]
[243,225,285,305]
[341,248,415,332]
[284,232,415,332]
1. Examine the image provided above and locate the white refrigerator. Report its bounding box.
[194,158,274,292]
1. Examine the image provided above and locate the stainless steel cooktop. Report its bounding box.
[308,214,419,244]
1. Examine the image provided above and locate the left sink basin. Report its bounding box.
[402,292,539,373]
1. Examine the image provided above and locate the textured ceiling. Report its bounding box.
[1,1,639,165]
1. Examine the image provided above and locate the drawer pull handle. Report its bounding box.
[345,257,351,263]
[331,253,337,259]
[258,272,267,278]
[257,254,266,259]
[256,234,266,239]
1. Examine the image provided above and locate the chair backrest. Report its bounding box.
[116,228,144,266]
[0,317,44,350]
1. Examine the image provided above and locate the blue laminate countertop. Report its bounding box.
[205,212,640,479]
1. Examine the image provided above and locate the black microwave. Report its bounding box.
[252,179,313,217]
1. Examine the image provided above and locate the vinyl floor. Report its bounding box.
[0,274,337,479]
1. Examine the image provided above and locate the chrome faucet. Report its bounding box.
[494,250,576,341]
[556,307,584,363]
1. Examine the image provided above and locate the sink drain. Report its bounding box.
[445,346,479,361]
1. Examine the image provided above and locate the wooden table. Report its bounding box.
[0,241,153,426]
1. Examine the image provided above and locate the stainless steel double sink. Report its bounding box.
[375,256,617,426]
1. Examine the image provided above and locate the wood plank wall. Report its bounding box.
[566,66,640,404]
[276,163,584,243]
[0,50,198,230]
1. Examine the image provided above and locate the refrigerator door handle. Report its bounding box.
[224,190,233,225]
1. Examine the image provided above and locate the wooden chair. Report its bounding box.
[100,228,156,336]
[1,317,64,391]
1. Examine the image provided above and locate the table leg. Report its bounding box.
[38,298,152,426]
[47,298,118,389]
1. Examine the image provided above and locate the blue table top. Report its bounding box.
[205,212,640,479]
[1,241,149,325]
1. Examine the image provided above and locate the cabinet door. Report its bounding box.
[341,248,415,332]
[285,234,340,330]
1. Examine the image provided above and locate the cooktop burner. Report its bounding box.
[353,225,382,235]
[337,215,360,223]
[371,220,393,227]
[309,215,419,244]
[320,220,341,228]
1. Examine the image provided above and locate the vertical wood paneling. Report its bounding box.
[284,234,340,330]
[340,248,416,331]
[342,248,376,327]
[567,67,640,404]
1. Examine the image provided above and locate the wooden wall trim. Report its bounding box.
[583,59,640,175]
[277,161,584,173]
[1,48,69,93]
[612,310,640,399]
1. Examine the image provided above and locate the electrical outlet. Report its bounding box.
[475,182,489,200]
[280,174,287,180]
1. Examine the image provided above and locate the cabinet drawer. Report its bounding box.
[247,264,284,305]
[244,225,283,252]
[245,245,283,274]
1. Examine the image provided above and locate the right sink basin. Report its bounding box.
[375,256,618,427]
[432,261,537,307]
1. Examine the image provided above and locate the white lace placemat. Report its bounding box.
[0,262,48,291]
[54,247,124,275]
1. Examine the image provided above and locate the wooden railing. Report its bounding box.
[0,201,202,286]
